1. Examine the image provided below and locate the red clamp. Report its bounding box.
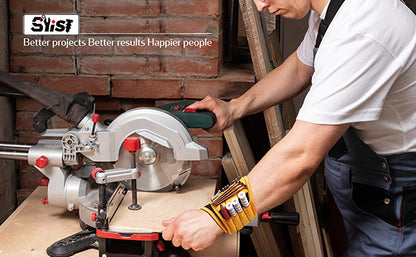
[42,198,48,205]
[124,137,141,153]
[261,212,272,222]
[91,167,103,180]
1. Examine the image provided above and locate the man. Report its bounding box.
[162,0,416,255]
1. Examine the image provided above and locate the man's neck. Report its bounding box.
[311,0,330,15]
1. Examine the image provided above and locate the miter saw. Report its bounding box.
[0,72,218,257]
[0,72,299,257]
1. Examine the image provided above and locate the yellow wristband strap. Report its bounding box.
[200,176,257,234]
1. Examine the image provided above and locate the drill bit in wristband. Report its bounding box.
[201,176,257,234]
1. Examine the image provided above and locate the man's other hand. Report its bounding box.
[162,209,224,251]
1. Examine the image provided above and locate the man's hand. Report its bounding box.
[186,96,238,132]
[162,209,224,251]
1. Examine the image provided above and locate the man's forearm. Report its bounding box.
[247,121,350,213]
[230,52,313,120]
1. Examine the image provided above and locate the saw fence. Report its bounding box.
[221,1,332,257]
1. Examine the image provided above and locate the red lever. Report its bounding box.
[183,107,196,113]
[156,240,165,252]
[39,177,49,186]
[261,212,272,222]
[91,213,97,222]
[36,156,49,168]
[92,114,100,123]
[91,167,103,180]
[124,137,141,153]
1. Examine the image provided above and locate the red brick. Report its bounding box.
[183,68,255,99]
[121,99,155,111]
[18,0,74,13]
[16,98,43,111]
[38,75,110,95]
[16,111,35,131]
[10,1,75,33]
[191,159,221,177]
[184,39,219,58]
[148,0,221,16]
[10,73,40,83]
[10,35,42,53]
[41,36,77,55]
[190,128,222,138]
[79,0,147,17]
[79,56,146,75]
[196,138,223,158]
[149,57,219,77]
[16,189,34,206]
[10,55,75,73]
[114,37,183,56]
[95,98,122,111]
[112,77,182,98]
[18,160,32,170]
[149,18,220,37]
[183,80,254,99]
[96,112,122,124]
[19,168,45,189]
[16,131,42,144]
[10,13,23,33]
[80,18,147,34]
[75,36,114,55]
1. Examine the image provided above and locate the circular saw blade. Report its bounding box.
[115,134,191,191]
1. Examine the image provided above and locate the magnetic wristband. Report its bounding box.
[201,176,257,234]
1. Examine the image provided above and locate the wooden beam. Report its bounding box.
[221,152,240,183]
[237,1,325,256]
[223,121,283,257]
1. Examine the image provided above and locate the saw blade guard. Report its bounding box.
[107,107,208,191]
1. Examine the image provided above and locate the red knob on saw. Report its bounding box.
[124,137,141,153]
[91,213,97,222]
[36,156,49,168]
[91,167,103,180]
[39,177,49,186]
[92,113,100,123]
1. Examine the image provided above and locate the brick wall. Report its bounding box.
[9,0,255,202]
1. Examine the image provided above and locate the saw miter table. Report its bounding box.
[0,72,299,257]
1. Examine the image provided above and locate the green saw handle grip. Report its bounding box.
[157,101,216,129]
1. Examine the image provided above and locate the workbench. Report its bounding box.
[0,185,239,257]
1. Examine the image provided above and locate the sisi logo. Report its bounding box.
[23,14,79,35]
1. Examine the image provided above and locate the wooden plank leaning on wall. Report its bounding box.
[221,0,325,256]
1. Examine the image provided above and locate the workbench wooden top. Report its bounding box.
[0,178,239,257]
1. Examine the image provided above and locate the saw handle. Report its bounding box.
[157,101,216,129]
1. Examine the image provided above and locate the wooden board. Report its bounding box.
[221,152,240,183]
[0,187,96,257]
[223,120,283,257]
[237,1,325,256]
[0,182,239,257]
[110,177,216,233]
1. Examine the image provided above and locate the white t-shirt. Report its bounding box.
[296,0,416,155]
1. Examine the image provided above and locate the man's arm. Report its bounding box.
[231,52,313,118]
[188,52,313,131]
[162,120,350,250]
[248,120,349,212]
